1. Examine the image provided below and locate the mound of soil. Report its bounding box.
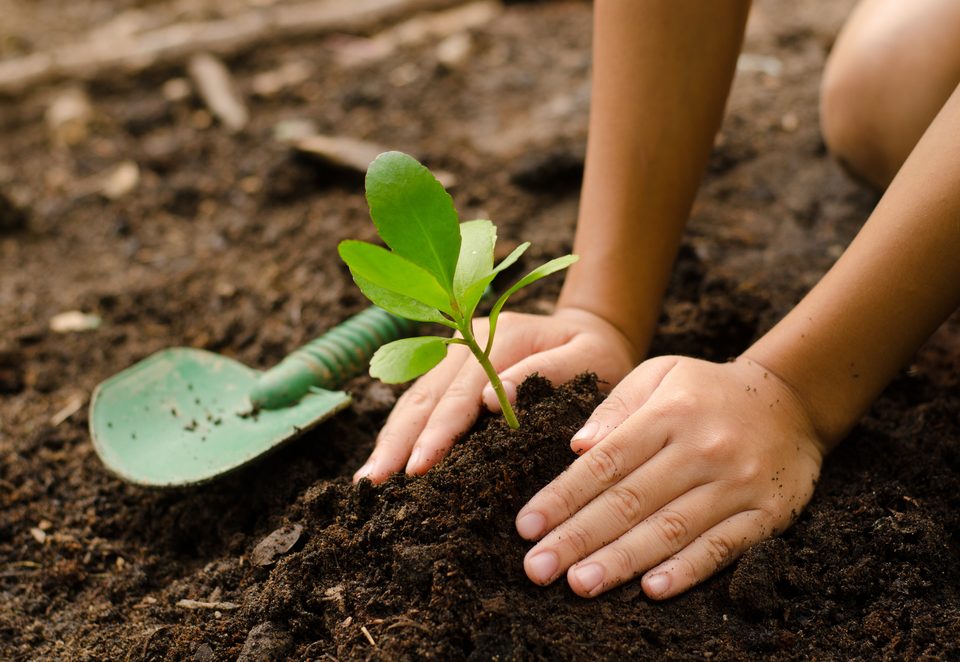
[75,370,960,660]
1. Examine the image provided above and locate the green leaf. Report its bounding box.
[484,254,579,354]
[365,152,461,292]
[369,336,450,383]
[338,240,453,315]
[458,240,530,320]
[490,241,530,277]
[454,220,495,312]
[353,275,455,327]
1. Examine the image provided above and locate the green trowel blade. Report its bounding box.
[89,348,351,487]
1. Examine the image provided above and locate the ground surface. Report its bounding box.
[1,0,959,660]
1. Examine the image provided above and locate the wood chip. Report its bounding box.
[251,60,312,97]
[360,625,378,648]
[188,53,248,133]
[49,311,102,333]
[176,599,240,611]
[50,393,86,426]
[291,134,386,173]
[250,523,303,566]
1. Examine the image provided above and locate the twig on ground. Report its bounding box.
[188,53,249,132]
[0,0,465,94]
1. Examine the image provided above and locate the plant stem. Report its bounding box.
[460,326,520,429]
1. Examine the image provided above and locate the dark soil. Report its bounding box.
[1,0,958,660]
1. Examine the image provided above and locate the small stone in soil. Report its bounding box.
[237,622,293,662]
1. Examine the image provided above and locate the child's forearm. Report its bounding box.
[559,0,752,355]
[745,83,960,446]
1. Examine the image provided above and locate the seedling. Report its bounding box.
[338,151,577,429]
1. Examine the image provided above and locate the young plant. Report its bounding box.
[338,151,577,429]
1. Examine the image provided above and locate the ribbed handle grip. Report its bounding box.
[250,307,417,409]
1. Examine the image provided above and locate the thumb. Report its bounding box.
[570,355,679,454]
[480,344,579,412]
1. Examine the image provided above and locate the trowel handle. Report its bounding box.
[250,307,417,409]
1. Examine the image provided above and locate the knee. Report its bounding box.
[819,0,960,189]
[819,45,892,189]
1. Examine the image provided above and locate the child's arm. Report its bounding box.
[516,83,960,600]
[355,0,752,483]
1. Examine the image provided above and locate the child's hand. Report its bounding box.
[353,307,638,483]
[515,356,826,599]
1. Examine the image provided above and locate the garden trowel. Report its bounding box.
[89,306,415,487]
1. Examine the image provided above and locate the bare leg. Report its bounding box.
[821,0,960,189]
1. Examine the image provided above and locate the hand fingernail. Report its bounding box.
[501,380,517,403]
[572,563,605,596]
[353,461,374,483]
[644,573,671,598]
[405,448,423,475]
[571,421,599,444]
[516,512,546,539]
[526,551,559,584]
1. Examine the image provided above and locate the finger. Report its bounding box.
[479,322,580,411]
[354,343,470,483]
[480,342,575,411]
[570,355,679,454]
[560,483,743,597]
[515,407,673,541]
[406,320,559,475]
[522,446,706,587]
[404,353,491,476]
[641,509,772,600]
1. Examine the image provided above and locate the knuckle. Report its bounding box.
[700,532,737,571]
[736,457,764,484]
[400,385,434,409]
[606,482,648,525]
[650,509,691,549]
[582,445,625,485]
[598,391,632,419]
[654,388,699,417]
[556,522,594,557]
[442,379,480,405]
[698,431,736,461]
[540,484,582,522]
[529,354,562,379]
[606,544,642,579]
